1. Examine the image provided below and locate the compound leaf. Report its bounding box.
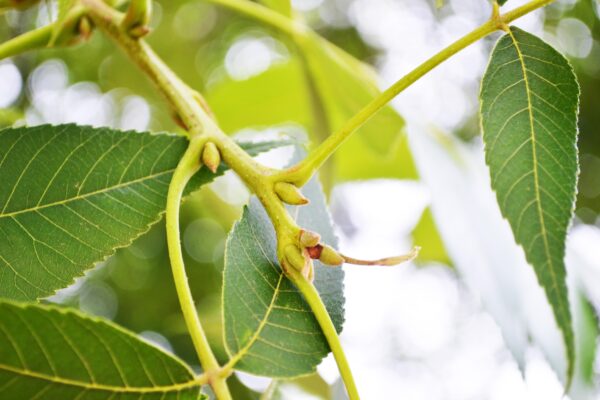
[480,27,579,383]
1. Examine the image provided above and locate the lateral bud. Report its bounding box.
[317,244,344,267]
[274,182,308,206]
[299,229,320,248]
[52,14,94,47]
[77,16,94,41]
[284,245,314,282]
[201,142,221,173]
[122,0,153,39]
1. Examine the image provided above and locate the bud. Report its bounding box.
[122,0,153,39]
[202,142,221,173]
[52,15,90,47]
[274,182,308,206]
[318,244,344,267]
[78,16,93,41]
[299,230,320,248]
[284,244,307,272]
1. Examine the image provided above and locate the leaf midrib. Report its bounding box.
[508,28,565,319]
[0,169,174,219]
[0,363,202,394]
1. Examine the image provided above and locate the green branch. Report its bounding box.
[288,268,360,399]
[0,25,52,60]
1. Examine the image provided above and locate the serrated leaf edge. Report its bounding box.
[0,300,204,394]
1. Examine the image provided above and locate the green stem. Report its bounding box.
[277,0,555,186]
[82,1,233,398]
[165,137,232,400]
[0,25,52,60]
[288,269,359,400]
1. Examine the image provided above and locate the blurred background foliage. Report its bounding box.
[1,0,600,398]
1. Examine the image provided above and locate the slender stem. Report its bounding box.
[82,1,233,398]
[277,0,555,186]
[165,137,232,400]
[0,25,52,60]
[288,269,359,400]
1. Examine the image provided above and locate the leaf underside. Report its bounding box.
[0,124,287,301]
[222,175,344,378]
[0,301,204,399]
[480,27,579,382]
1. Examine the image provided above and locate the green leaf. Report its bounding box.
[480,27,579,383]
[0,124,288,301]
[222,175,344,377]
[497,0,509,6]
[206,60,312,133]
[0,301,205,399]
[300,36,405,155]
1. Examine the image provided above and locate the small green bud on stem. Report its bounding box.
[78,17,94,41]
[202,142,221,173]
[307,244,344,266]
[52,14,94,47]
[274,182,308,205]
[284,244,313,281]
[122,0,152,39]
[299,230,321,247]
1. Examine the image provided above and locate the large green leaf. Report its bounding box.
[0,124,287,301]
[222,175,344,377]
[480,27,579,383]
[0,301,204,399]
[206,60,312,133]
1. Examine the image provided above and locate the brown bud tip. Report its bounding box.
[202,142,221,173]
[299,230,321,248]
[319,244,344,267]
[284,244,308,272]
[306,244,323,260]
[274,182,309,206]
